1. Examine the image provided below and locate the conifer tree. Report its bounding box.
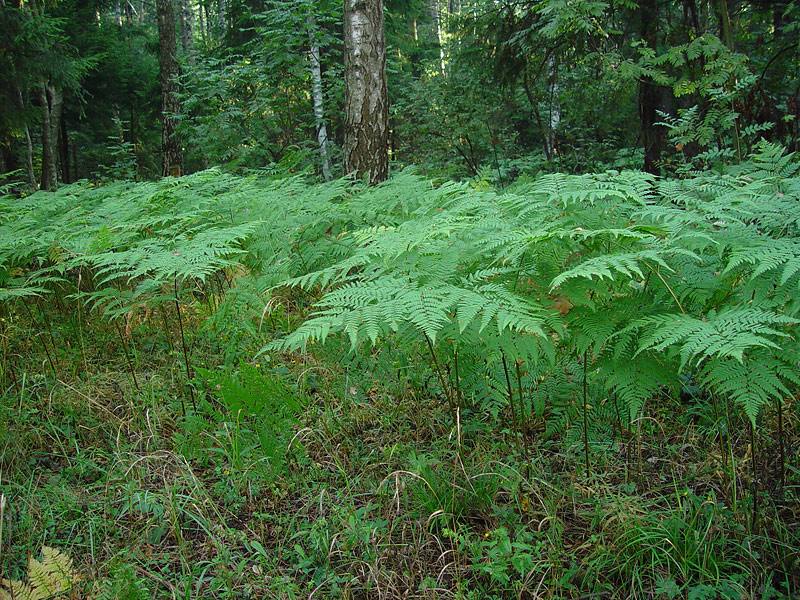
[157,0,183,176]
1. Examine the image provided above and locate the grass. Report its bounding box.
[0,303,797,600]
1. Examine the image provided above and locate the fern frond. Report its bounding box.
[634,309,796,369]
[0,546,76,600]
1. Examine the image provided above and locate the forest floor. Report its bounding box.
[1,301,798,600]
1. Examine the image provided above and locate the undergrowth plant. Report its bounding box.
[262,143,800,489]
[1,144,799,598]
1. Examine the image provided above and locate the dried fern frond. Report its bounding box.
[0,546,77,600]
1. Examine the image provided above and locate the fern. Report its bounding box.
[0,546,77,600]
[633,309,795,369]
[3,145,799,435]
[701,349,799,424]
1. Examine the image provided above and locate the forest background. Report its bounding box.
[1,0,800,599]
[2,0,797,186]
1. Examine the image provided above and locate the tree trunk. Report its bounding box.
[39,81,63,191]
[178,0,196,63]
[715,0,733,50]
[638,0,665,174]
[198,0,206,46]
[60,116,71,184]
[308,13,332,180]
[343,0,389,185]
[217,0,226,38]
[16,88,37,189]
[72,139,78,181]
[545,56,560,159]
[715,0,741,160]
[429,0,445,74]
[23,125,36,189]
[157,0,183,177]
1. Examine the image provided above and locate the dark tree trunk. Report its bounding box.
[60,117,71,184]
[198,0,206,46]
[157,0,183,177]
[715,0,733,50]
[638,0,666,174]
[39,81,63,190]
[16,88,37,189]
[72,140,78,181]
[343,0,389,185]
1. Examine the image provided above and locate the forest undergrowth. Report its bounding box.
[1,144,799,599]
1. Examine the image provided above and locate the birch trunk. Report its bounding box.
[545,56,560,159]
[178,0,196,63]
[343,0,389,185]
[308,14,331,180]
[429,0,445,74]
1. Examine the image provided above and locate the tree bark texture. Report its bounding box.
[60,116,71,184]
[217,0,226,38]
[39,81,63,190]
[638,0,666,174]
[344,0,389,185]
[308,14,332,180]
[545,56,560,160]
[178,0,195,63]
[429,0,445,74]
[16,88,37,189]
[157,0,183,177]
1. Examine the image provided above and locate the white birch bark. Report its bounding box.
[308,13,331,180]
[546,56,560,159]
[179,0,196,63]
[429,0,445,74]
[343,0,389,184]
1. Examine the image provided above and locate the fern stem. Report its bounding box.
[724,392,738,515]
[711,391,730,501]
[203,279,215,314]
[0,308,8,392]
[37,298,58,349]
[642,260,685,314]
[515,360,532,477]
[114,320,140,391]
[174,279,197,412]
[22,300,57,379]
[501,351,523,459]
[76,275,89,377]
[453,347,463,412]
[582,350,590,477]
[159,305,175,353]
[424,334,456,427]
[214,271,228,296]
[778,396,785,493]
[750,419,759,533]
